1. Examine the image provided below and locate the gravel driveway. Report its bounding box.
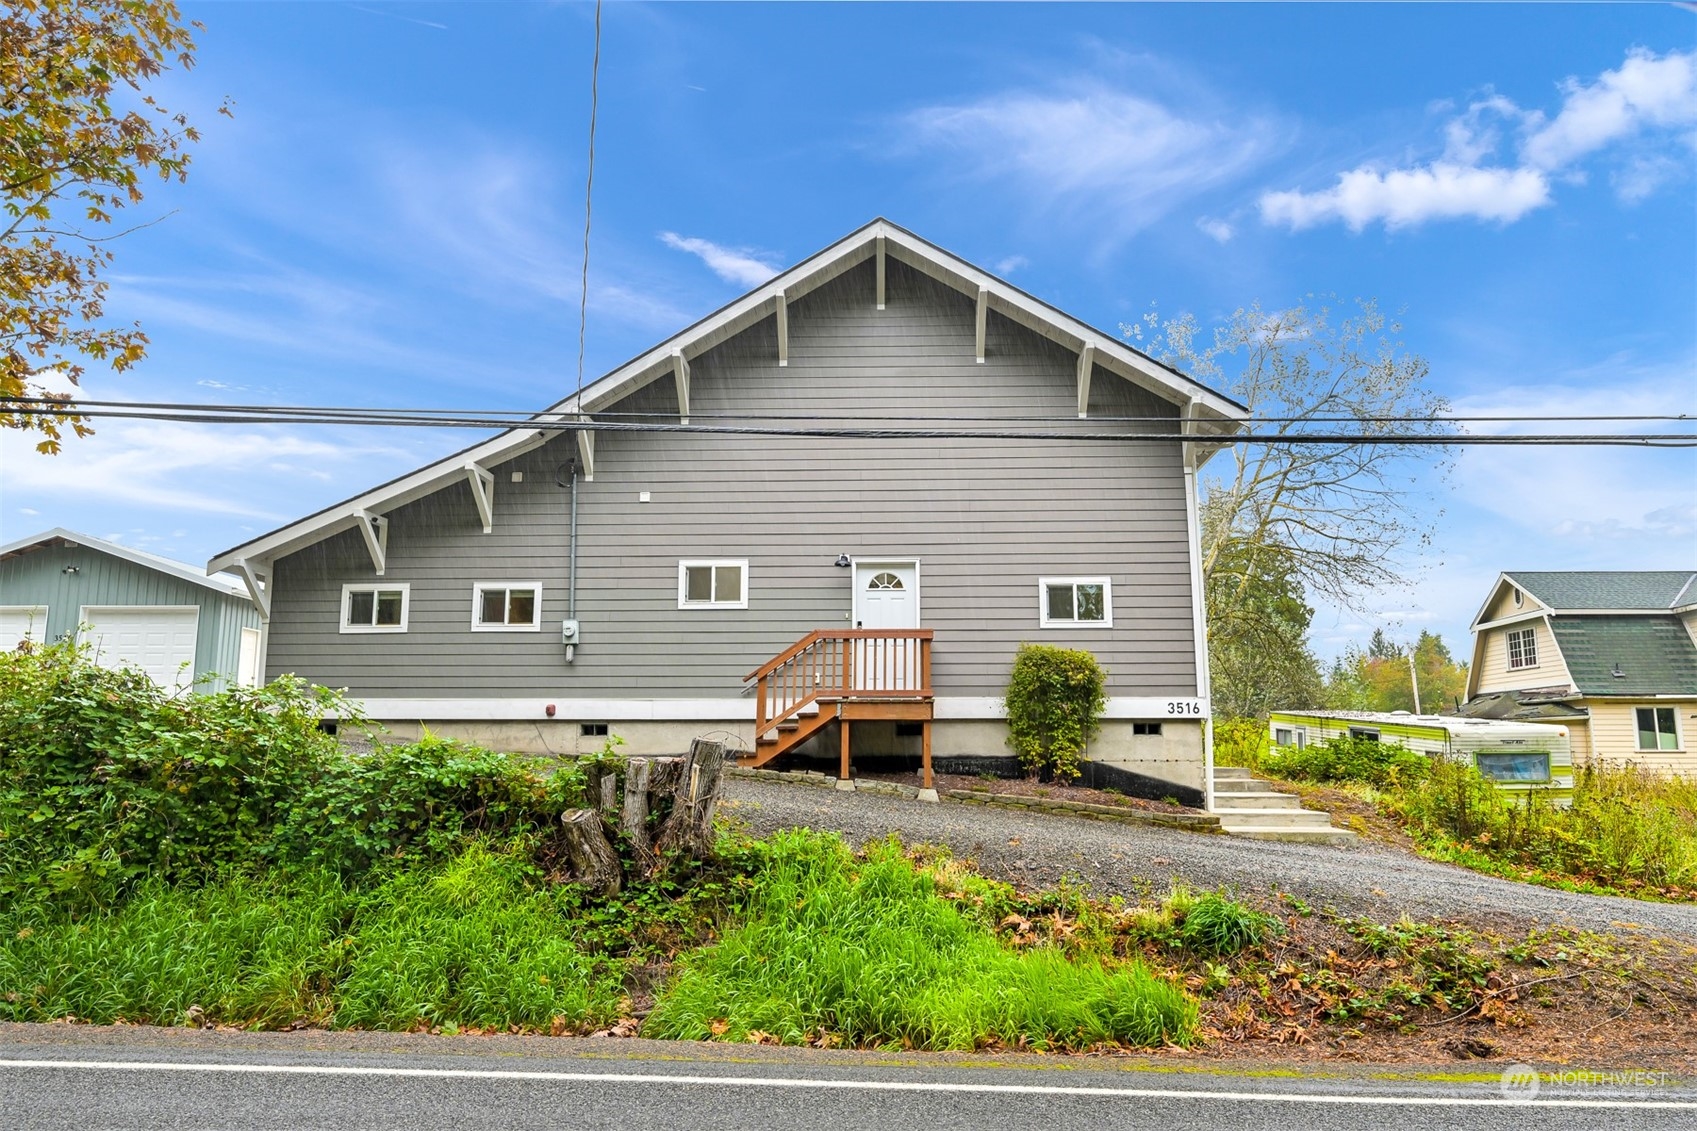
[722,779,1697,939]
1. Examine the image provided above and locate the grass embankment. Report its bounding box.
[0,643,1201,1047]
[1214,722,1697,902]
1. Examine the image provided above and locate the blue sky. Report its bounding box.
[4,2,1694,661]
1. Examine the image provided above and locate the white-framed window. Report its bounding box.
[1272,725,1308,749]
[1636,707,1681,752]
[1038,577,1112,628]
[472,582,542,631]
[678,560,748,609]
[1512,586,1523,608]
[1506,626,1537,669]
[341,583,409,633]
[1348,726,1381,742]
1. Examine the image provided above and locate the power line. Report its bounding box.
[6,398,1691,427]
[5,400,1693,446]
[573,0,602,399]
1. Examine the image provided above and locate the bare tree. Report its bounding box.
[1128,298,1455,716]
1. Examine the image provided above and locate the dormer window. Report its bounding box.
[1506,626,1537,670]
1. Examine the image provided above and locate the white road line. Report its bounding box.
[0,1059,1690,1109]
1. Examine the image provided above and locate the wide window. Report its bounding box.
[1348,726,1380,742]
[1038,577,1112,628]
[1506,627,1538,670]
[472,583,541,630]
[1637,707,1681,751]
[341,584,409,633]
[1476,751,1551,782]
[678,560,747,609]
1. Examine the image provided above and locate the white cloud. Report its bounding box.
[1260,163,1551,231]
[899,82,1281,239]
[1522,48,1697,171]
[1261,48,1696,232]
[0,420,365,518]
[657,232,780,288]
[993,255,1030,276]
[1195,217,1235,243]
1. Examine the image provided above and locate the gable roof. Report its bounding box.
[0,528,250,599]
[1508,571,1697,611]
[209,217,1248,574]
[1548,614,1697,696]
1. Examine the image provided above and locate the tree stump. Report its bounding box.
[559,808,621,897]
[653,738,726,864]
[621,757,655,872]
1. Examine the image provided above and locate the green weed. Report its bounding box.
[644,831,1198,1050]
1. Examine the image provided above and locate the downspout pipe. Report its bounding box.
[558,457,580,662]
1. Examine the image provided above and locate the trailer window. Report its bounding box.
[1348,727,1380,742]
[1475,752,1551,782]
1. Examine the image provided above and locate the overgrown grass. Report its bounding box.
[1387,759,1697,898]
[1250,731,1697,900]
[644,831,1199,1050]
[0,846,627,1032]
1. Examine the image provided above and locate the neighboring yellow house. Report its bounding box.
[1461,571,1697,777]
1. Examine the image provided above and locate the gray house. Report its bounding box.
[209,220,1247,803]
[1,528,262,692]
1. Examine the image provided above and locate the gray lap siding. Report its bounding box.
[264,260,1200,701]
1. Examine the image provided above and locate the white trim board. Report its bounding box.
[344,696,1208,722]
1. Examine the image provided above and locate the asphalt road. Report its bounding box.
[2,1030,1692,1131]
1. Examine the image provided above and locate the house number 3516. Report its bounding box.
[1166,701,1203,716]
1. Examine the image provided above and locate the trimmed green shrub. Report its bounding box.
[1003,643,1107,782]
[644,831,1198,1050]
[1263,735,1429,788]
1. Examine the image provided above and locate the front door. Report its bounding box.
[852,561,919,691]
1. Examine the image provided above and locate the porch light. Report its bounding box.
[834,554,852,568]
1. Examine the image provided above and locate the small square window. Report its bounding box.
[472,583,542,630]
[342,584,409,633]
[1273,727,1293,745]
[1038,577,1113,628]
[1133,722,1163,736]
[580,722,609,738]
[1636,707,1680,752]
[679,560,748,609]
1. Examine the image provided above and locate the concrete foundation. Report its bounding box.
[366,715,1207,798]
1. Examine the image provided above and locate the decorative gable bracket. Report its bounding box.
[672,350,691,424]
[230,558,271,621]
[464,463,495,533]
[576,425,595,482]
[353,509,389,576]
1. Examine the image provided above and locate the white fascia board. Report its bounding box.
[1,527,251,601]
[208,429,551,573]
[1468,574,1517,632]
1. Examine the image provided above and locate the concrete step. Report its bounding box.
[1210,791,1304,810]
[1212,777,1275,793]
[1218,825,1358,844]
[1212,765,1259,780]
[1209,807,1336,829]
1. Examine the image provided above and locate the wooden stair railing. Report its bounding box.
[742,629,934,773]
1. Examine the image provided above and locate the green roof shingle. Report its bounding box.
[1509,571,1697,611]
[1549,615,1697,696]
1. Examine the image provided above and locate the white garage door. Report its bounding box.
[0,606,51,651]
[80,606,200,692]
